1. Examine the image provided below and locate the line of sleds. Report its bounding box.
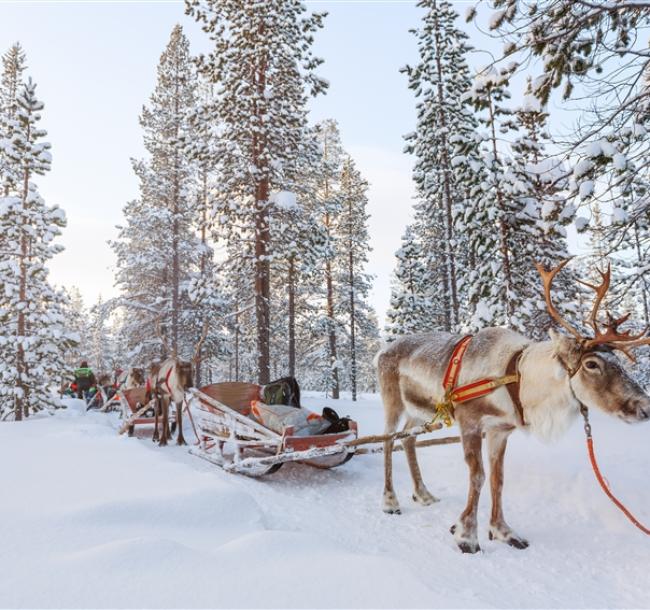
[115,376,459,478]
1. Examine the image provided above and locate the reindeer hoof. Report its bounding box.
[382,492,401,515]
[176,438,186,447]
[451,523,481,554]
[488,527,529,550]
[412,489,439,506]
[458,540,481,554]
[507,537,529,550]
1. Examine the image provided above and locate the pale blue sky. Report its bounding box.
[1,0,517,324]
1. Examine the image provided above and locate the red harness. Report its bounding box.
[145,367,174,396]
[438,335,523,424]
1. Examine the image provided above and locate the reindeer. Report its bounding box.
[124,367,145,390]
[149,319,208,447]
[376,260,650,554]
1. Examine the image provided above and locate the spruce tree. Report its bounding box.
[402,0,477,331]
[186,0,327,384]
[463,65,518,329]
[385,225,432,337]
[0,43,27,197]
[503,81,575,338]
[111,25,205,364]
[337,157,373,400]
[0,78,72,420]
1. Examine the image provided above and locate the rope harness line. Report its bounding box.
[580,406,650,536]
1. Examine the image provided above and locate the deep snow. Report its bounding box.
[0,393,649,609]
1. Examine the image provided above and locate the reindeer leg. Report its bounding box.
[381,381,403,515]
[451,427,484,554]
[486,427,529,550]
[153,398,160,443]
[402,416,438,506]
[175,400,186,446]
[159,396,169,447]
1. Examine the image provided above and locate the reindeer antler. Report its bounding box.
[154,314,173,357]
[192,319,209,364]
[584,311,650,361]
[536,259,650,361]
[577,264,611,336]
[534,259,584,341]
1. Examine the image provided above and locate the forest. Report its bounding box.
[1,0,649,422]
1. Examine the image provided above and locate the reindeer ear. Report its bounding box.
[549,328,582,371]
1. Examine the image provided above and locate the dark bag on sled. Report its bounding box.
[321,406,352,434]
[262,377,301,408]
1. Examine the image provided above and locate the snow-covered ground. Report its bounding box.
[1,393,649,609]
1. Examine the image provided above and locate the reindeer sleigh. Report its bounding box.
[119,386,177,438]
[186,379,461,477]
[187,382,359,477]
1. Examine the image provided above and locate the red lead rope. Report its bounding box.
[582,408,650,535]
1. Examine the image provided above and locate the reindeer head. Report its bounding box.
[537,260,650,423]
[127,367,145,388]
[177,361,194,390]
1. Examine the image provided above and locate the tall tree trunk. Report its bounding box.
[171,70,181,357]
[488,94,513,321]
[195,173,209,387]
[255,186,271,384]
[252,38,271,385]
[15,165,30,421]
[429,1,459,330]
[234,307,240,382]
[348,246,357,402]
[325,209,339,399]
[288,256,296,378]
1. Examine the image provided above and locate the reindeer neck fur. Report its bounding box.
[519,340,581,442]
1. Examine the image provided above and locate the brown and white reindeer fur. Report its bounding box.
[124,367,145,390]
[148,358,193,447]
[377,327,650,554]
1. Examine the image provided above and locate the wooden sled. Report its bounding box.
[187,384,358,477]
[86,385,122,413]
[119,387,175,437]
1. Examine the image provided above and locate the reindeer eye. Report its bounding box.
[584,360,599,371]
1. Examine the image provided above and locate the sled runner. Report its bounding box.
[187,383,358,477]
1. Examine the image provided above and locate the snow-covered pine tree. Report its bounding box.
[503,80,575,338]
[463,64,518,329]
[268,193,326,380]
[385,225,433,337]
[484,2,650,358]
[61,287,88,368]
[88,296,115,374]
[186,0,328,384]
[337,156,374,400]
[111,25,204,364]
[401,0,478,331]
[0,43,27,198]
[0,78,72,420]
[310,119,345,397]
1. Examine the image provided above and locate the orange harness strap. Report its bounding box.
[581,407,650,535]
[437,336,522,425]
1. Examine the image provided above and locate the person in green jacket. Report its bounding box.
[73,361,96,400]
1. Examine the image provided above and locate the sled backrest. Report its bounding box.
[198,383,261,415]
[122,387,148,412]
